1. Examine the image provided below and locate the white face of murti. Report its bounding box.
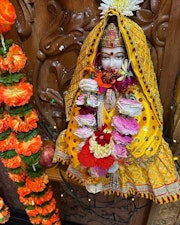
[100,46,126,71]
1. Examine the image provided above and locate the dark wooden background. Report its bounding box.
[1,0,180,224]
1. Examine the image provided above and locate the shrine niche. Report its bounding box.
[6,0,175,141]
[1,0,180,225]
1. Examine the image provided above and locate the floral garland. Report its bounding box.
[0,1,61,224]
[0,197,10,224]
[74,60,143,178]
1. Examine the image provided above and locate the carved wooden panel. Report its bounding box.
[134,0,172,82]
[2,0,180,224]
[6,0,176,139]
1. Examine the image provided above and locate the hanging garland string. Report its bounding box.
[0,1,61,224]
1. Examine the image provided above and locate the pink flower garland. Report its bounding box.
[75,66,143,177]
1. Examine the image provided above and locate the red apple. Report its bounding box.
[40,143,55,168]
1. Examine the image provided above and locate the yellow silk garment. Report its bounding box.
[54,9,180,204]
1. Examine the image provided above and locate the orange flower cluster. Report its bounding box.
[1,155,21,169]
[26,174,49,193]
[0,113,11,133]
[0,132,16,152]
[18,183,60,224]
[0,44,27,73]
[19,186,54,208]
[16,135,42,156]
[28,205,57,218]
[0,110,39,134]
[9,172,26,183]
[0,81,33,107]
[0,197,10,224]
[9,109,39,132]
[32,187,53,205]
[30,209,61,225]
[0,1,61,224]
[0,0,16,33]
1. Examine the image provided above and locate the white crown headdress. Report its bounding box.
[99,0,144,18]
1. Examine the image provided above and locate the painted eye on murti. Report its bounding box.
[101,54,110,60]
[115,54,125,59]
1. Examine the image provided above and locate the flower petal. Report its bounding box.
[75,114,96,127]
[117,97,143,117]
[112,115,139,135]
[114,144,127,158]
[79,78,98,92]
[112,130,133,144]
[74,127,94,139]
[1,81,33,107]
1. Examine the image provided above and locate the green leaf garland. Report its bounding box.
[0,149,16,159]
[0,39,12,56]
[26,164,45,178]
[0,72,25,85]
[0,129,11,140]
[21,151,41,166]
[16,129,38,142]
[9,104,33,117]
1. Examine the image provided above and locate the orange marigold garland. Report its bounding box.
[0,1,61,224]
[0,0,16,33]
[0,80,33,107]
[0,44,27,73]
[0,197,10,224]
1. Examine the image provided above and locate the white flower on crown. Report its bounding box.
[99,0,144,18]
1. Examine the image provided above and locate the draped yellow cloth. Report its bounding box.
[54,9,180,204]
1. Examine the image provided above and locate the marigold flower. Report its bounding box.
[41,208,60,225]
[17,186,31,197]
[16,135,42,156]
[38,198,56,216]
[32,187,53,206]
[2,44,27,73]
[0,81,33,107]
[26,174,49,193]
[0,56,8,71]
[0,197,10,224]
[1,154,21,169]
[29,216,42,225]
[0,0,16,33]
[25,207,39,217]
[0,198,4,211]
[9,109,39,132]
[0,197,7,211]
[0,113,11,133]
[8,172,26,183]
[94,70,112,89]
[0,85,5,104]
[19,196,35,206]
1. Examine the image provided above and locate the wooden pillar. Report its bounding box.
[159,0,180,133]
